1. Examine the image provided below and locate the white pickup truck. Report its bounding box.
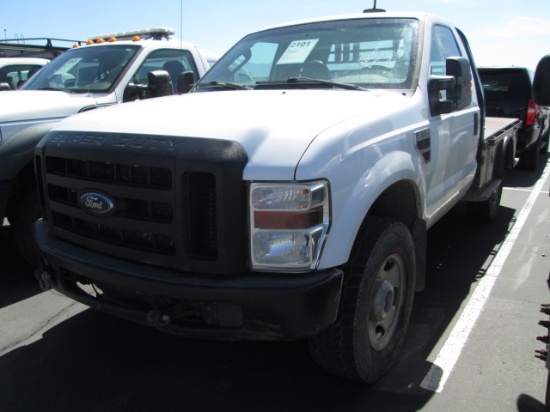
[0,28,217,266]
[0,57,49,90]
[33,12,520,383]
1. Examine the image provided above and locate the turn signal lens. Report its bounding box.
[254,207,324,229]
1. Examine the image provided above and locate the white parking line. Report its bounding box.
[503,187,535,193]
[420,161,549,393]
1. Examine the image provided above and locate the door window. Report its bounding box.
[133,49,198,93]
[430,25,461,76]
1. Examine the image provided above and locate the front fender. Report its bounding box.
[319,150,422,270]
[0,122,57,181]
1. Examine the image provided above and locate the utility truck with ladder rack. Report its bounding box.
[0,28,217,266]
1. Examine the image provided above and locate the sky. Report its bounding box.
[3,0,550,70]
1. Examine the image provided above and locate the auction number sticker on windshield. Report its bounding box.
[55,58,80,75]
[277,39,319,64]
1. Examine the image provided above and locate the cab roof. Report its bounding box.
[253,11,449,34]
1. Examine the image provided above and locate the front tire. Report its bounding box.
[540,128,549,154]
[11,188,41,268]
[521,139,541,170]
[308,217,416,383]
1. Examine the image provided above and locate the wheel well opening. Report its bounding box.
[365,181,426,291]
[367,181,419,231]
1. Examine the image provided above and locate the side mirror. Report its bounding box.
[123,83,139,102]
[0,82,11,91]
[534,54,550,106]
[177,71,196,94]
[147,70,174,98]
[428,56,472,115]
[123,83,149,102]
[447,57,472,110]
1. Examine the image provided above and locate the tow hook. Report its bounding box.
[35,267,52,291]
[147,310,171,327]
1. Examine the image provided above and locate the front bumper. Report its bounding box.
[34,220,343,341]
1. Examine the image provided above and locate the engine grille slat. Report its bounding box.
[52,211,176,254]
[46,156,173,189]
[186,172,218,258]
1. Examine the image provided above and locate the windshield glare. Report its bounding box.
[22,44,139,93]
[199,18,418,91]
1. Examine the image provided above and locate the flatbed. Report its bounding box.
[484,117,522,139]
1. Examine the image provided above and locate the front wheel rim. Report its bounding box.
[368,253,406,351]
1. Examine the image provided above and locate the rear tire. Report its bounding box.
[308,217,416,383]
[467,182,502,223]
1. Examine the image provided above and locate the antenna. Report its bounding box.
[180,0,183,44]
[364,0,386,13]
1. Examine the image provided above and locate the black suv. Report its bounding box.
[479,67,550,170]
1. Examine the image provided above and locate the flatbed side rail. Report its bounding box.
[464,117,521,202]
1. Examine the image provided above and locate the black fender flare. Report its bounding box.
[0,121,58,181]
[0,122,57,221]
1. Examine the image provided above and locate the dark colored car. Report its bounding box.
[479,67,550,170]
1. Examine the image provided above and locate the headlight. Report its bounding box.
[250,181,330,271]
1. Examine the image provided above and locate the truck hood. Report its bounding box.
[52,89,417,179]
[0,90,98,122]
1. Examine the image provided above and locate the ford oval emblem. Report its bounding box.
[78,192,116,216]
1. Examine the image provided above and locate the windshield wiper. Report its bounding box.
[37,87,75,93]
[287,77,367,91]
[198,81,251,90]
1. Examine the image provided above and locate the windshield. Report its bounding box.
[198,18,418,91]
[22,44,140,93]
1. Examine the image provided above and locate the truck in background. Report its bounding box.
[0,28,218,266]
[478,66,550,170]
[33,12,519,383]
[0,57,49,91]
[0,36,85,90]
[0,36,82,59]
